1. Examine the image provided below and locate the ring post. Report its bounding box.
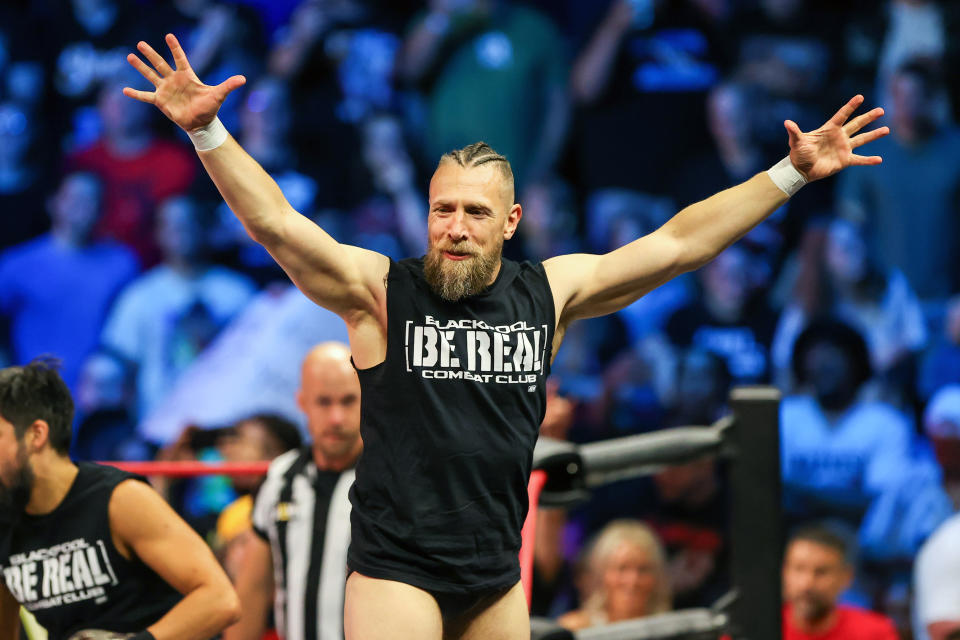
[727,386,782,640]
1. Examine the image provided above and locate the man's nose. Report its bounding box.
[328,404,346,425]
[446,209,469,241]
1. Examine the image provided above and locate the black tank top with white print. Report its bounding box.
[0,463,180,638]
[349,257,555,593]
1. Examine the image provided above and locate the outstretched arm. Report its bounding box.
[545,95,888,327]
[122,34,389,325]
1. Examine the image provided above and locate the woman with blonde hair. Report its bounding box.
[558,519,672,630]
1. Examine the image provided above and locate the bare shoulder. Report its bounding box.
[542,253,590,279]
[543,252,595,291]
[107,479,173,555]
[109,477,161,511]
[542,253,601,322]
[338,246,391,367]
[341,246,391,308]
[343,245,391,280]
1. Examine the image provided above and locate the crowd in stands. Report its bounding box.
[2,0,960,637]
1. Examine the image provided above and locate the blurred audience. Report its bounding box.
[731,0,839,104]
[772,218,926,402]
[838,59,960,300]
[650,455,727,610]
[558,520,671,630]
[49,0,149,104]
[779,320,912,529]
[517,177,582,261]
[0,171,138,391]
[71,348,144,462]
[781,319,950,578]
[101,194,256,418]
[782,524,897,640]
[586,188,693,345]
[665,243,777,385]
[918,296,960,403]
[0,102,52,251]
[210,75,316,283]
[139,284,348,446]
[875,0,948,99]
[549,312,630,409]
[67,77,197,265]
[265,0,386,209]
[922,385,960,509]
[674,81,766,206]
[570,0,727,197]
[351,112,427,258]
[399,0,570,192]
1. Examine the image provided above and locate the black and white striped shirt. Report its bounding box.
[252,448,354,640]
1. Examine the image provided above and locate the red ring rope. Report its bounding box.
[100,460,272,477]
[520,469,548,607]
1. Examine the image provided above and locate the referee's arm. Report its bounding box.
[223,529,274,640]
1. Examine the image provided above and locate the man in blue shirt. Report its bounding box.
[0,172,139,391]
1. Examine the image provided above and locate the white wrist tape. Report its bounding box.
[766,155,807,197]
[187,117,228,152]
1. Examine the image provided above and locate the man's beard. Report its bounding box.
[423,239,502,301]
[0,448,34,513]
[793,592,833,624]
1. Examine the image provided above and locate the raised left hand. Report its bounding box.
[786,95,889,182]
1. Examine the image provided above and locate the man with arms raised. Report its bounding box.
[0,360,240,640]
[122,33,888,640]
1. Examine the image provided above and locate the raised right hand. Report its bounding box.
[122,33,245,133]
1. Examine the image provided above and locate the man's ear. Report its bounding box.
[839,563,854,592]
[503,203,522,240]
[24,420,50,452]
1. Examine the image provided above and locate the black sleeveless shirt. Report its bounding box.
[0,463,181,638]
[349,257,555,593]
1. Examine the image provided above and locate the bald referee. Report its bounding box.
[123,33,888,640]
[225,343,361,640]
[0,360,240,640]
